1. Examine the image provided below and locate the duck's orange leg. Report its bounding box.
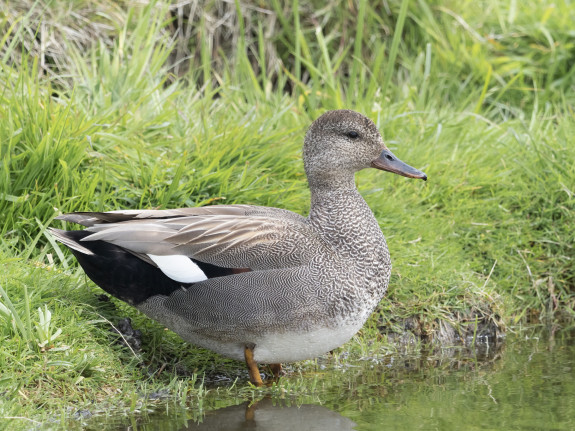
[269,363,283,378]
[244,345,263,386]
[245,402,258,421]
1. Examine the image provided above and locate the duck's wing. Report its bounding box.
[56,205,303,227]
[57,205,333,271]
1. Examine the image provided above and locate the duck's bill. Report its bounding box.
[371,148,427,181]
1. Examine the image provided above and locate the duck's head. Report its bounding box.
[303,110,427,189]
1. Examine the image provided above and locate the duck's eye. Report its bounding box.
[346,131,360,139]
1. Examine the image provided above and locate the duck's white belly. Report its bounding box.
[160,319,363,363]
[138,288,374,364]
[251,322,363,363]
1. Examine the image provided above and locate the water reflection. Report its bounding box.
[186,399,356,430]
[79,328,575,431]
[340,328,575,430]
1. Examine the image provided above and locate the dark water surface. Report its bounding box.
[84,329,575,430]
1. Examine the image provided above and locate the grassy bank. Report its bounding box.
[1,0,574,426]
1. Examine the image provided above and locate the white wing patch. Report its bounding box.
[147,254,207,283]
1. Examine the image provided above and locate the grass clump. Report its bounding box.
[1,0,574,425]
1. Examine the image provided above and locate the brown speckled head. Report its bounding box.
[303,110,426,190]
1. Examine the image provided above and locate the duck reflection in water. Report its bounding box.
[187,398,356,431]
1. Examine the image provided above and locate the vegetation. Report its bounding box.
[1,0,573,427]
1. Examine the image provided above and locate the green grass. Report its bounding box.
[1,0,574,426]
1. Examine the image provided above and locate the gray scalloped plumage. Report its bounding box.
[50,109,427,384]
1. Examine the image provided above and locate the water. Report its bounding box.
[83,329,575,430]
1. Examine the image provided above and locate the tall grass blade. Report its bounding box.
[381,0,410,99]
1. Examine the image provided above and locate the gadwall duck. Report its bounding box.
[50,110,426,385]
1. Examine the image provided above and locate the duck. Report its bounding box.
[50,109,426,385]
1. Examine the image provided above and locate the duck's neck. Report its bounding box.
[307,184,389,264]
